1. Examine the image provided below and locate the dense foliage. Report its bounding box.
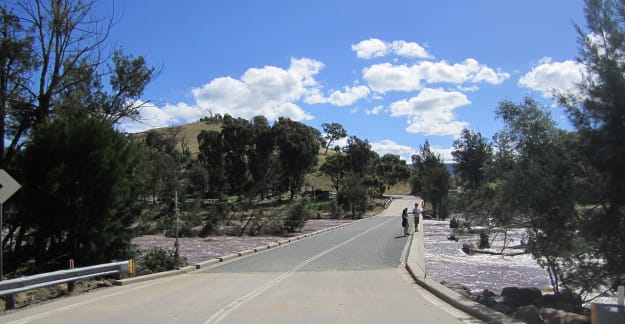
[448,0,625,302]
[410,141,450,219]
[0,0,154,273]
[18,113,144,269]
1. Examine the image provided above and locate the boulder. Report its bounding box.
[491,302,515,315]
[542,291,583,313]
[477,288,499,307]
[540,308,590,324]
[501,287,543,307]
[462,242,475,255]
[441,281,474,298]
[513,305,545,324]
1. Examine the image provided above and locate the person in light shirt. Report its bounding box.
[412,202,422,232]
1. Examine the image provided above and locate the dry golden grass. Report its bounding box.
[174,121,221,155]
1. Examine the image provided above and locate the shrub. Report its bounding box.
[138,247,187,274]
[282,200,312,233]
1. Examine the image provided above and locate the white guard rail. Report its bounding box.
[0,261,129,309]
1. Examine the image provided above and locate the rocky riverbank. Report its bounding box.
[443,282,590,324]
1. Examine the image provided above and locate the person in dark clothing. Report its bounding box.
[401,208,409,236]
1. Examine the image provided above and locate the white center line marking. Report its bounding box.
[204,217,394,324]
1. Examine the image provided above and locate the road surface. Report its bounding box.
[1,196,479,324]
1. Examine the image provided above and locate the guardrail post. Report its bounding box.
[5,294,15,309]
[67,281,76,293]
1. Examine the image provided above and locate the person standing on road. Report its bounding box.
[412,203,421,232]
[401,208,409,236]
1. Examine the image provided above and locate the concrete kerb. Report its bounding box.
[195,258,220,269]
[238,249,254,257]
[405,223,519,324]
[114,267,189,286]
[115,216,369,286]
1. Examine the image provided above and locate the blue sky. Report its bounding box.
[101,1,587,162]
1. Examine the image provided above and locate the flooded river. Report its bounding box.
[423,219,552,294]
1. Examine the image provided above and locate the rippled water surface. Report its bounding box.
[423,219,552,294]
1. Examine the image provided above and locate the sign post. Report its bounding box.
[0,169,21,280]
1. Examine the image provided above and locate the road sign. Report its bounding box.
[0,169,20,204]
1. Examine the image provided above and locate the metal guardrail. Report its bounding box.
[0,260,129,309]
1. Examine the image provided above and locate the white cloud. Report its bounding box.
[363,63,424,93]
[119,57,323,132]
[192,57,322,120]
[406,119,469,136]
[116,101,204,133]
[352,38,432,59]
[303,88,327,105]
[366,105,385,115]
[363,59,509,93]
[390,88,470,136]
[352,38,389,59]
[306,85,370,106]
[409,145,455,163]
[456,85,479,92]
[371,139,414,160]
[430,146,455,162]
[390,40,432,59]
[328,85,370,106]
[518,57,584,98]
[390,88,470,116]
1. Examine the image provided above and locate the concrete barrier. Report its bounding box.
[238,249,255,257]
[218,253,238,262]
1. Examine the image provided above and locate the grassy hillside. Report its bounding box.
[133,120,411,195]
[131,120,221,158]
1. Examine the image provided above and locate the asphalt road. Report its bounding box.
[1,196,479,324]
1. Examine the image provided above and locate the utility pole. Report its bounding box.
[174,191,180,268]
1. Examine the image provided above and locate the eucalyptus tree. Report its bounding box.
[411,140,450,218]
[321,122,347,154]
[452,129,493,191]
[343,136,375,177]
[221,115,253,194]
[248,116,275,198]
[197,129,226,195]
[494,97,583,296]
[0,6,36,167]
[557,0,625,289]
[319,154,348,193]
[272,118,320,199]
[0,0,154,168]
[378,154,411,190]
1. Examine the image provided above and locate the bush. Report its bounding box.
[138,247,187,274]
[282,200,312,233]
